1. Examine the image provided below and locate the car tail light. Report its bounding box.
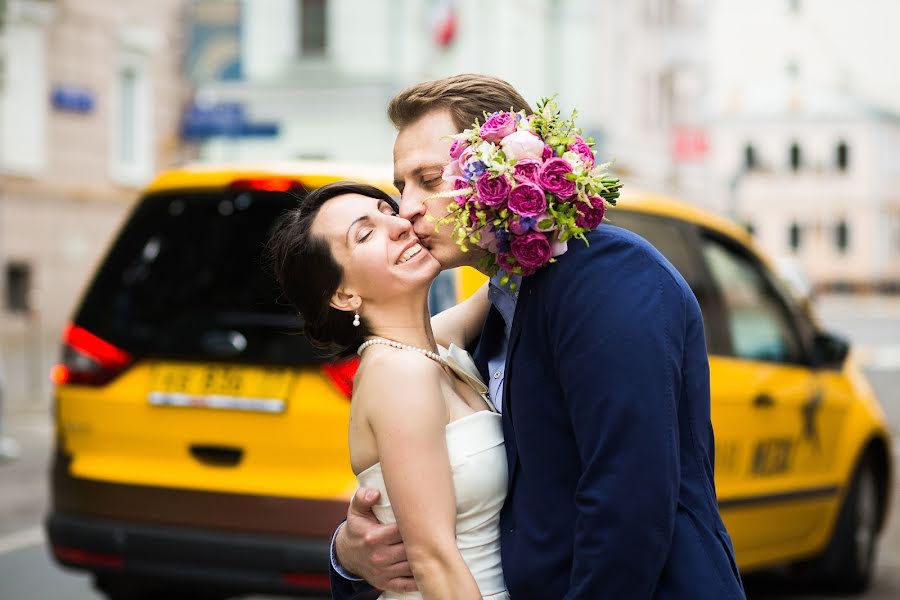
[229,177,303,193]
[52,545,125,569]
[50,323,133,387]
[321,356,359,399]
[281,572,331,590]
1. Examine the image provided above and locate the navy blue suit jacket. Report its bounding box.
[330,225,745,599]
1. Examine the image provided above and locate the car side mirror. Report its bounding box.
[813,331,850,369]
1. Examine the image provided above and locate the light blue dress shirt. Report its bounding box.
[331,273,520,579]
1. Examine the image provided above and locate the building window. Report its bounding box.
[6,262,31,313]
[118,67,137,165]
[835,220,850,253]
[744,143,758,170]
[789,222,802,252]
[110,54,152,184]
[789,142,802,171]
[836,141,850,171]
[299,0,327,57]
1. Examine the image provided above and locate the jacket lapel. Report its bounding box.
[502,281,531,494]
[472,306,503,383]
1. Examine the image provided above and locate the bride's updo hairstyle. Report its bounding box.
[268,181,399,355]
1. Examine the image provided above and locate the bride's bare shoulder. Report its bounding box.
[354,348,447,420]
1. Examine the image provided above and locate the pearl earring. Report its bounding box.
[353,312,360,327]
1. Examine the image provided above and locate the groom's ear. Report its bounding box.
[329,288,360,313]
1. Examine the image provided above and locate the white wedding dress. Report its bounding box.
[355,344,510,600]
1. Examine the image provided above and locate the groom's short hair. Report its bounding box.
[388,73,533,133]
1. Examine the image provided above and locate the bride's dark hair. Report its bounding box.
[267,181,399,355]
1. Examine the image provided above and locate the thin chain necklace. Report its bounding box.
[357,337,448,367]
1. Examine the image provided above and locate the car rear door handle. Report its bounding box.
[753,393,776,408]
[189,444,244,467]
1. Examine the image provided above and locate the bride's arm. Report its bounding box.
[431,281,489,350]
[356,353,482,600]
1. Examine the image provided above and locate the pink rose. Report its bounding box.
[496,251,522,273]
[510,232,552,271]
[458,147,475,170]
[479,112,517,143]
[475,174,511,207]
[507,182,547,217]
[534,211,556,232]
[449,138,468,159]
[568,135,595,167]
[538,158,577,199]
[501,130,545,161]
[442,158,462,180]
[542,144,555,160]
[512,158,541,184]
[551,234,568,257]
[575,195,606,230]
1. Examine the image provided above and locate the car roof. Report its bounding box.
[146,161,754,248]
[146,160,398,196]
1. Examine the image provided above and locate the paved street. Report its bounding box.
[0,293,898,600]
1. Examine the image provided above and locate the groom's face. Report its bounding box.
[393,109,484,270]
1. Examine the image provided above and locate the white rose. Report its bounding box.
[501,130,545,161]
[562,150,585,175]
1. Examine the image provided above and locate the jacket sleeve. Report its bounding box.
[545,240,686,599]
[328,523,379,600]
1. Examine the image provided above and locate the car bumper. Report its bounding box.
[46,511,332,594]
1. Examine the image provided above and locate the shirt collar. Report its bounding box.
[487,273,520,335]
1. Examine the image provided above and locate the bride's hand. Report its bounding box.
[336,487,417,593]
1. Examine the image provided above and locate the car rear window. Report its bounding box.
[74,189,323,365]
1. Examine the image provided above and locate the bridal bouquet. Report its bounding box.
[432,97,622,285]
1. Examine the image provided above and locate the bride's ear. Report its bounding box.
[329,288,360,313]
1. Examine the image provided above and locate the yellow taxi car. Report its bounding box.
[46,163,892,598]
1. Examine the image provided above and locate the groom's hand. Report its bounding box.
[336,487,417,593]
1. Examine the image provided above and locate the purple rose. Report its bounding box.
[475,174,511,207]
[479,112,517,143]
[507,182,547,217]
[568,135,595,168]
[542,144,555,160]
[575,195,606,230]
[510,232,553,272]
[538,158,577,199]
[449,138,468,159]
[513,158,541,184]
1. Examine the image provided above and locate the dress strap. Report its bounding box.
[439,344,498,413]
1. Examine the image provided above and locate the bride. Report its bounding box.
[269,181,508,600]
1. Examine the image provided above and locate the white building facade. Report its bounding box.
[0,0,189,406]
[707,0,900,289]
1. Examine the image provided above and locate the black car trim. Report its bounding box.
[718,484,841,510]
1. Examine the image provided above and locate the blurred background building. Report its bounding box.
[1,0,899,407]
[0,0,188,406]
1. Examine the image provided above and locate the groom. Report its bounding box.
[330,74,745,599]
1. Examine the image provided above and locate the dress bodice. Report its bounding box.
[354,345,509,600]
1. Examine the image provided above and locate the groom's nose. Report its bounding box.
[398,189,426,224]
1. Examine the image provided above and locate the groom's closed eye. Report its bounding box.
[421,171,443,188]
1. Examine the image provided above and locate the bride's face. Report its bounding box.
[312,193,441,306]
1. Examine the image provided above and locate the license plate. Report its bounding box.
[148,364,293,414]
